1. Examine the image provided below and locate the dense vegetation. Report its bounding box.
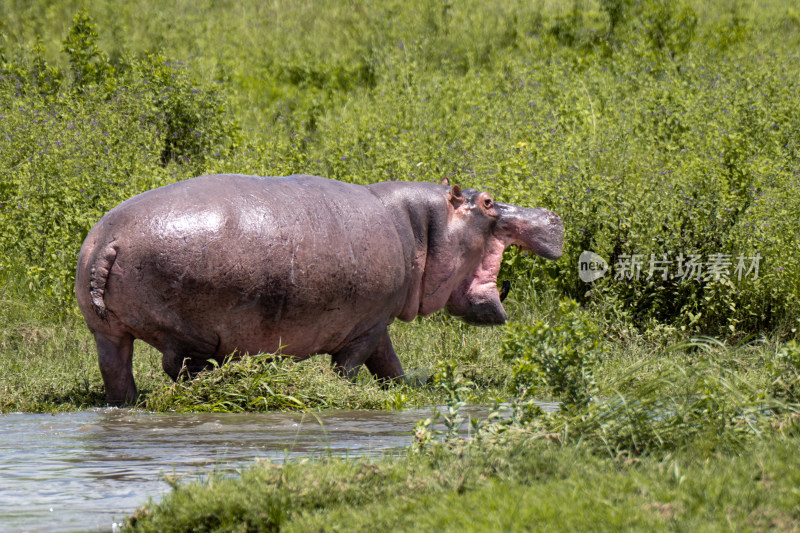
[3,0,800,331]
[1,0,799,530]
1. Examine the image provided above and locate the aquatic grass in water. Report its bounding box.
[143,330,514,413]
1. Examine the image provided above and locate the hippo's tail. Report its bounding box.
[88,244,118,321]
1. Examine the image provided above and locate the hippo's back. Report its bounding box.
[77,174,407,358]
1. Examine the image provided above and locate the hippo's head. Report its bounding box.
[440,185,563,326]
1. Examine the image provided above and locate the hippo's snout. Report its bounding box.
[539,210,564,260]
[496,204,564,260]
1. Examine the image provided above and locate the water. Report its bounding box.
[0,404,556,533]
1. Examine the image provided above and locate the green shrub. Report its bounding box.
[1,1,799,333]
[502,299,600,409]
[61,10,114,89]
[0,11,236,315]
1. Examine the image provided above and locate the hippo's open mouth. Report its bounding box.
[445,236,513,326]
[446,204,564,326]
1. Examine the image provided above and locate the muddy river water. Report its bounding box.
[0,404,557,532]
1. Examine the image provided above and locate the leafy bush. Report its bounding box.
[502,299,600,409]
[1,1,799,333]
[61,10,114,89]
[0,11,236,315]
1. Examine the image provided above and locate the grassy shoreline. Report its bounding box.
[4,292,797,531]
[0,302,514,414]
[2,294,796,422]
[125,426,800,532]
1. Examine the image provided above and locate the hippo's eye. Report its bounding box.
[483,198,493,209]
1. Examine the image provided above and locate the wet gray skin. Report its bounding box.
[76,174,564,404]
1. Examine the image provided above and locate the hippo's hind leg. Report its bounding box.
[160,334,222,382]
[331,322,386,380]
[331,323,404,382]
[94,332,137,405]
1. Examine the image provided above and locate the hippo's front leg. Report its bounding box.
[364,328,404,381]
[331,323,403,381]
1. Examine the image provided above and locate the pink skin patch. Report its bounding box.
[448,235,510,315]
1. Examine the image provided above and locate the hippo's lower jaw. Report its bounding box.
[445,236,510,326]
[445,297,508,326]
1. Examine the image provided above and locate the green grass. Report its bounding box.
[124,430,800,532]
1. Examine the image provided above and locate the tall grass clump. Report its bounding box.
[499,321,800,457]
[144,355,410,412]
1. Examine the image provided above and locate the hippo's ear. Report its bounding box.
[440,176,450,186]
[449,184,465,208]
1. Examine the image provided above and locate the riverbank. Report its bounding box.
[4,293,794,417]
[0,295,520,413]
[126,427,800,532]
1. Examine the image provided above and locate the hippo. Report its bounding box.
[76,174,563,404]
